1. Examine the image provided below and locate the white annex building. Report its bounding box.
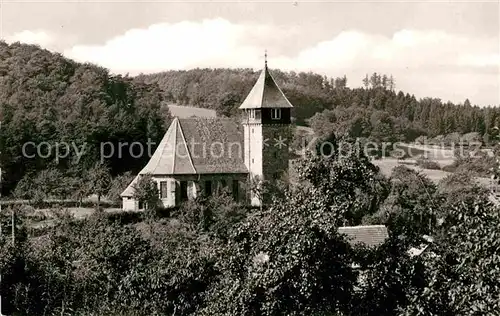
[121,58,293,210]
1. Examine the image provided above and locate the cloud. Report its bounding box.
[9,19,500,105]
[274,29,498,75]
[64,18,298,73]
[5,30,55,47]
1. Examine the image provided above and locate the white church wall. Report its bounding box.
[122,174,248,210]
[122,197,138,211]
[152,176,177,208]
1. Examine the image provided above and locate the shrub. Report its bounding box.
[415,157,441,170]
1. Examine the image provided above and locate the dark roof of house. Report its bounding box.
[338,225,389,248]
[239,64,294,109]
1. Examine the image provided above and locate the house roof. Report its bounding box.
[338,225,389,248]
[239,64,293,109]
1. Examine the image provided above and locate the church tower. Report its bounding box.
[240,53,293,206]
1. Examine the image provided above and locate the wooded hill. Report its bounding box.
[140,68,500,144]
[0,41,169,195]
[1,41,499,195]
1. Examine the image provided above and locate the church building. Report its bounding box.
[120,57,293,210]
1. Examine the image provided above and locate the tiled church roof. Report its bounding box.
[120,117,248,197]
[178,118,248,173]
[141,117,248,175]
[239,64,293,109]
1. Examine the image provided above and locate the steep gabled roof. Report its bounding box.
[139,117,197,175]
[338,225,389,248]
[239,64,293,109]
[120,117,248,197]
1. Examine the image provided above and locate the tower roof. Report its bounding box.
[239,62,293,109]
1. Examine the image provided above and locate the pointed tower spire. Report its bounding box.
[238,52,293,109]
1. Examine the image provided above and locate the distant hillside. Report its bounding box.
[139,69,500,144]
[0,41,169,194]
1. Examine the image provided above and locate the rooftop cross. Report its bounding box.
[264,49,267,67]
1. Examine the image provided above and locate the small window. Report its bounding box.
[252,158,254,163]
[232,180,239,201]
[252,128,254,134]
[249,109,255,119]
[271,108,281,120]
[160,181,168,199]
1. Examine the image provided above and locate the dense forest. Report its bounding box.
[140,68,500,144]
[0,41,170,195]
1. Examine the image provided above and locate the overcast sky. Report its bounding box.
[1,0,499,106]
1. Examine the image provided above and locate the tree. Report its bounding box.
[0,41,167,196]
[362,74,370,88]
[106,171,135,203]
[388,75,395,91]
[86,163,111,210]
[132,174,159,213]
[402,200,500,315]
[378,166,438,243]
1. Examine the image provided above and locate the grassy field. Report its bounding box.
[166,104,216,118]
[295,125,314,135]
[373,157,492,186]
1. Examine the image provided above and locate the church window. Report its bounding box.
[160,181,168,199]
[205,180,212,196]
[232,180,239,201]
[249,109,255,119]
[271,108,281,120]
[180,181,188,201]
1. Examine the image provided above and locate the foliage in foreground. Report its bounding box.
[1,153,500,316]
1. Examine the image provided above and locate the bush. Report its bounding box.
[444,151,495,177]
[415,157,441,170]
